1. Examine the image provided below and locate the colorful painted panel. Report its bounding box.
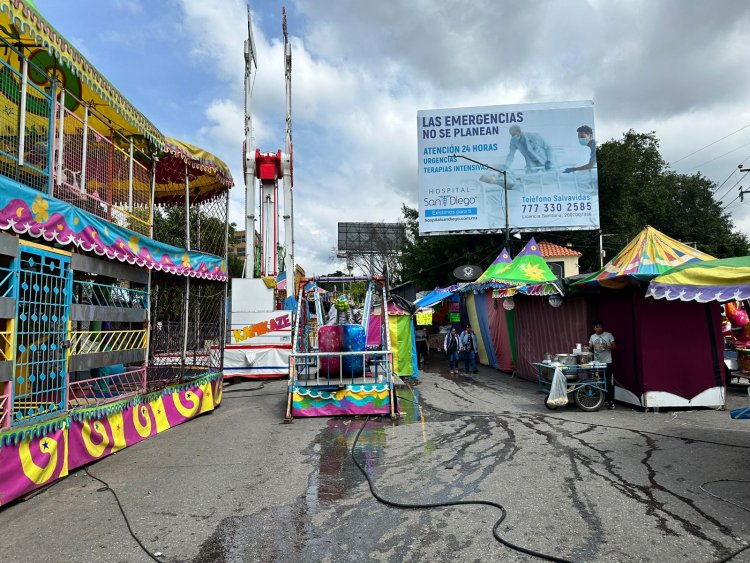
[0,372,222,506]
[0,176,227,281]
[292,384,391,417]
[0,422,68,505]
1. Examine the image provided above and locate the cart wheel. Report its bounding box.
[544,394,558,410]
[574,385,604,412]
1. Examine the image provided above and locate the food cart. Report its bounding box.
[534,352,607,411]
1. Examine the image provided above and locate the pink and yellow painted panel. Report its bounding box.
[0,373,222,505]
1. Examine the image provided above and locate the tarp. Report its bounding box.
[647,256,750,303]
[598,286,724,406]
[513,294,594,382]
[415,287,458,308]
[388,313,416,377]
[0,175,227,280]
[486,291,514,372]
[466,292,500,368]
[573,226,713,289]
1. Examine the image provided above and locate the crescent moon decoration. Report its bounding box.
[28,49,82,112]
[174,388,201,418]
[81,418,110,459]
[133,404,153,438]
[19,431,63,485]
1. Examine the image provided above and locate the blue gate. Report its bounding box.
[12,243,72,425]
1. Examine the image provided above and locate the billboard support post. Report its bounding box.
[453,154,510,253]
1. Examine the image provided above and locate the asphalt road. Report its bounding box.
[2,358,750,562]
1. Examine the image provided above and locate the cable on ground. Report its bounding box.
[84,467,162,562]
[395,378,750,561]
[351,415,573,563]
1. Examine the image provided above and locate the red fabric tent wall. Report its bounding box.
[597,289,641,398]
[514,295,595,381]
[485,292,513,372]
[599,287,724,401]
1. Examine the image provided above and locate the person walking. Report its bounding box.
[444,328,461,375]
[460,324,479,373]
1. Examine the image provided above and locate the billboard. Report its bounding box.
[417,100,599,235]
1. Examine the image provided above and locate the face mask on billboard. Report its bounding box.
[579,137,589,145]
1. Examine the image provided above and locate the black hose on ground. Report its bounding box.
[351,415,573,563]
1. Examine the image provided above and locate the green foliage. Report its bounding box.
[398,130,750,287]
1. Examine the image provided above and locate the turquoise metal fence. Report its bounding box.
[12,245,72,424]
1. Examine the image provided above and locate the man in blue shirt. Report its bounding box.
[564,125,596,173]
[504,125,554,173]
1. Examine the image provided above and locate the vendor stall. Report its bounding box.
[572,226,720,409]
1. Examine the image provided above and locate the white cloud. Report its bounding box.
[171,0,750,276]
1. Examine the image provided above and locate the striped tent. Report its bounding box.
[573,226,714,289]
[647,256,750,303]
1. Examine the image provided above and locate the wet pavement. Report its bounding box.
[2,358,750,562]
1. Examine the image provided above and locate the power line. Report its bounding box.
[715,171,748,204]
[722,193,741,210]
[711,168,737,193]
[671,122,750,165]
[686,140,750,173]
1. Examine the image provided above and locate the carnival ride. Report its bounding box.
[225,7,296,379]
[0,0,230,504]
[285,276,398,420]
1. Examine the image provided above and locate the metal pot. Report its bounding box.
[576,352,593,365]
[555,354,578,366]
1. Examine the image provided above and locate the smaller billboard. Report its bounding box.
[417,100,599,235]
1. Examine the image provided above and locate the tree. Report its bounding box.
[398,130,750,287]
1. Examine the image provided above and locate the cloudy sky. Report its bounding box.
[36,0,750,275]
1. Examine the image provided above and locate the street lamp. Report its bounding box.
[452,154,509,251]
[598,232,617,269]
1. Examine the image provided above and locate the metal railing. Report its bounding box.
[0,329,11,362]
[291,349,393,386]
[0,391,8,428]
[68,367,146,408]
[0,267,14,298]
[72,280,148,309]
[52,94,152,236]
[0,49,54,194]
[69,329,147,356]
[0,36,154,235]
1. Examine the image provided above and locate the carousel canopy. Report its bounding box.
[647,256,750,303]
[155,138,234,204]
[0,2,233,204]
[572,226,714,289]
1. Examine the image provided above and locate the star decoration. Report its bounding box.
[41,439,49,451]
[2,105,13,116]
